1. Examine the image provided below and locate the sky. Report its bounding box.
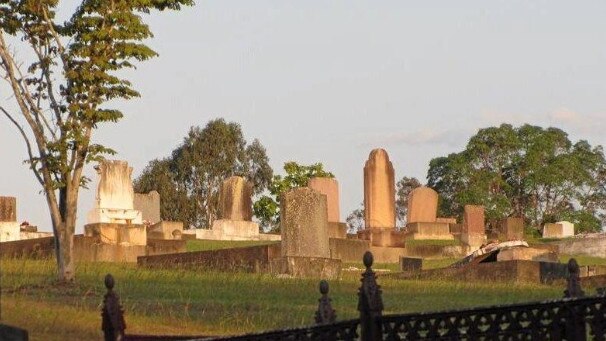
[1,1,606,233]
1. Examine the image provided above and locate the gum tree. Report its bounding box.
[0,0,193,281]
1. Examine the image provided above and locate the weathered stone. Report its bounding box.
[496,247,559,263]
[280,187,330,258]
[497,217,524,241]
[406,222,453,240]
[557,221,575,236]
[328,222,347,239]
[308,177,340,223]
[437,217,457,224]
[218,176,253,221]
[406,187,438,223]
[400,257,422,272]
[542,221,574,238]
[198,220,260,240]
[134,191,161,224]
[84,223,147,246]
[87,160,142,224]
[364,149,396,229]
[358,228,406,246]
[463,205,485,235]
[0,222,20,242]
[0,196,16,222]
[270,256,341,279]
[147,221,183,240]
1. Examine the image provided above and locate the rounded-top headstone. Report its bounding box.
[280,187,330,258]
[406,186,438,224]
[308,177,340,223]
[0,196,17,222]
[364,149,396,229]
[218,176,253,221]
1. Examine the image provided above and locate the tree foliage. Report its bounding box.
[427,124,606,232]
[0,0,193,281]
[134,119,272,229]
[253,162,334,231]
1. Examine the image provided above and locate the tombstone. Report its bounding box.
[497,217,524,241]
[85,160,145,246]
[134,191,161,225]
[197,176,261,241]
[543,221,575,239]
[147,221,183,240]
[308,177,347,239]
[0,196,20,242]
[400,257,422,272]
[404,187,452,240]
[271,187,341,279]
[407,187,438,223]
[363,149,396,229]
[87,160,142,225]
[461,205,487,248]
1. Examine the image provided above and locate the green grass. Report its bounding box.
[1,258,569,341]
[185,240,277,252]
[559,254,606,266]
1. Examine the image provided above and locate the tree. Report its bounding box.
[0,0,193,281]
[253,162,334,231]
[345,204,364,233]
[395,176,421,226]
[427,124,606,232]
[134,119,272,229]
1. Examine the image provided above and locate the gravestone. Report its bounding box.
[461,205,487,248]
[542,221,574,239]
[308,177,347,238]
[271,187,341,278]
[497,217,524,241]
[87,160,142,225]
[363,149,396,229]
[218,176,253,221]
[134,191,161,224]
[0,196,20,242]
[407,187,438,223]
[400,257,423,272]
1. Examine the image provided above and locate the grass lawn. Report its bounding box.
[1,257,568,341]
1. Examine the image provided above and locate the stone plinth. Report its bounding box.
[407,187,438,223]
[0,222,20,242]
[364,149,396,229]
[134,191,161,224]
[461,234,487,249]
[270,256,341,279]
[406,222,453,240]
[218,176,253,221]
[147,221,183,240]
[307,177,340,222]
[497,247,559,263]
[357,228,406,247]
[280,187,330,258]
[497,217,524,241]
[0,196,17,222]
[437,217,457,224]
[88,160,143,225]
[543,222,574,239]
[84,223,146,246]
[328,222,347,239]
[197,220,260,241]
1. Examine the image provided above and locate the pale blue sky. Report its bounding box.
[2,1,606,232]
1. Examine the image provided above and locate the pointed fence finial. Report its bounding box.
[315,280,337,324]
[102,274,126,341]
[564,258,585,298]
[358,251,383,341]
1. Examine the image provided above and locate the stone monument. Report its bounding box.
[405,186,453,240]
[85,160,145,246]
[134,191,161,225]
[542,221,575,238]
[271,187,341,278]
[461,205,487,248]
[496,217,524,241]
[307,177,347,239]
[0,196,20,242]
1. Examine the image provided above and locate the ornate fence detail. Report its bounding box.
[102,274,126,341]
[358,251,384,341]
[315,280,337,325]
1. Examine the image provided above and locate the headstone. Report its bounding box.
[308,177,340,223]
[462,205,485,235]
[280,187,330,258]
[134,191,161,224]
[364,149,396,229]
[407,187,438,223]
[497,217,524,241]
[271,187,341,278]
[87,160,142,225]
[543,222,574,239]
[0,197,17,222]
[0,196,20,242]
[218,176,253,221]
[147,221,183,240]
[400,257,422,272]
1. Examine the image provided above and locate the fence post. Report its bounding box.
[315,280,337,324]
[102,274,126,341]
[358,251,384,341]
[563,258,587,340]
[564,258,585,298]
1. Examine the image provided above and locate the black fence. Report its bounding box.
[103,253,605,341]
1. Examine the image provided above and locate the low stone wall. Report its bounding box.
[552,237,606,258]
[0,237,54,258]
[402,244,466,259]
[137,243,281,272]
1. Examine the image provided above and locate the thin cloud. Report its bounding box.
[363,128,470,147]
